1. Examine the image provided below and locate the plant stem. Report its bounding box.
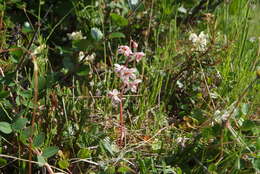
[29,55,38,174]
[119,91,125,146]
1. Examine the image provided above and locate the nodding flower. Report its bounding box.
[125,79,142,93]
[108,89,121,106]
[118,45,133,57]
[114,64,137,82]
[130,40,138,49]
[133,52,145,62]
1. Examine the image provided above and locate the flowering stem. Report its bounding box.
[119,91,125,146]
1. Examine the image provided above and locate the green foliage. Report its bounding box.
[0,122,12,134]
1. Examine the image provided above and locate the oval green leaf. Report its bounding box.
[42,146,59,158]
[91,28,103,41]
[0,122,12,134]
[109,32,126,39]
[33,132,45,147]
[12,118,28,131]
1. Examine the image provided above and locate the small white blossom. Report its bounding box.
[78,51,85,61]
[189,31,208,52]
[67,31,86,40]
[178,6,187,14]
[176,137,189,147]
[32,44,46,55]
[85,53,96,61]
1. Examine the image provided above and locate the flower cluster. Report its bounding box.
[108,40,145,106]
[114,64,142,93]
[189,31,208,52]
[32,44,46,56]
[67,31,86,40]
[117,40,145,62]
[78,51,95,62]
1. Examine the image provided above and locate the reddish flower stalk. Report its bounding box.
[119,92,124,145]
[108,40,145,146]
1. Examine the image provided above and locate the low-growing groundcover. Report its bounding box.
[0,0,259,173]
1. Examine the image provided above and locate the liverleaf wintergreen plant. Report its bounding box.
[108,40,145,145]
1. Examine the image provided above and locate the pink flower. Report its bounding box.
[125,79,142,93]
[114,64,126,73]
[120,67,137,82]
[133,52,145,62]
[118,46,133,57]
[131,40,138,49]
[114,64,137,82]
[108,89,121,106]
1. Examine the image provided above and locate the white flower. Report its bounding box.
[178,6,187,14]
[176,137,189,147]
[67,31,86,40]
[189,31,208,52]
[78,51,85,61]
[108,89,121,106]
[85,53,96,61]
[32,44,46,55]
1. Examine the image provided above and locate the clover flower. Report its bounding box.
[79,52,95,62]
[189,31,208,52]
[67,31,86,40]
[108,89,121,106]
[78,51,85,61]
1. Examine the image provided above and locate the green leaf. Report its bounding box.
[253,158,260,170]
[109,32,126,39]
[58,159,70,169]
[77,148,91,158]
[117,166,133,173]
[20,127,33,144]
[0,158,7,166]
[76,65,90,76]
[105,166,116,174]
[241,103,249,115]
[0,91,9,99]
[37,155,45,167]
[241,120,256,131]
[0,122,12,134]
[110,13,128,27]
[91,28,103,41]
[42,146,59,158]
[12,118,28,131]
[33,132,45,147]
[101,138,114,156]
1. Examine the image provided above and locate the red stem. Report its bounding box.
[119,91,124,146]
